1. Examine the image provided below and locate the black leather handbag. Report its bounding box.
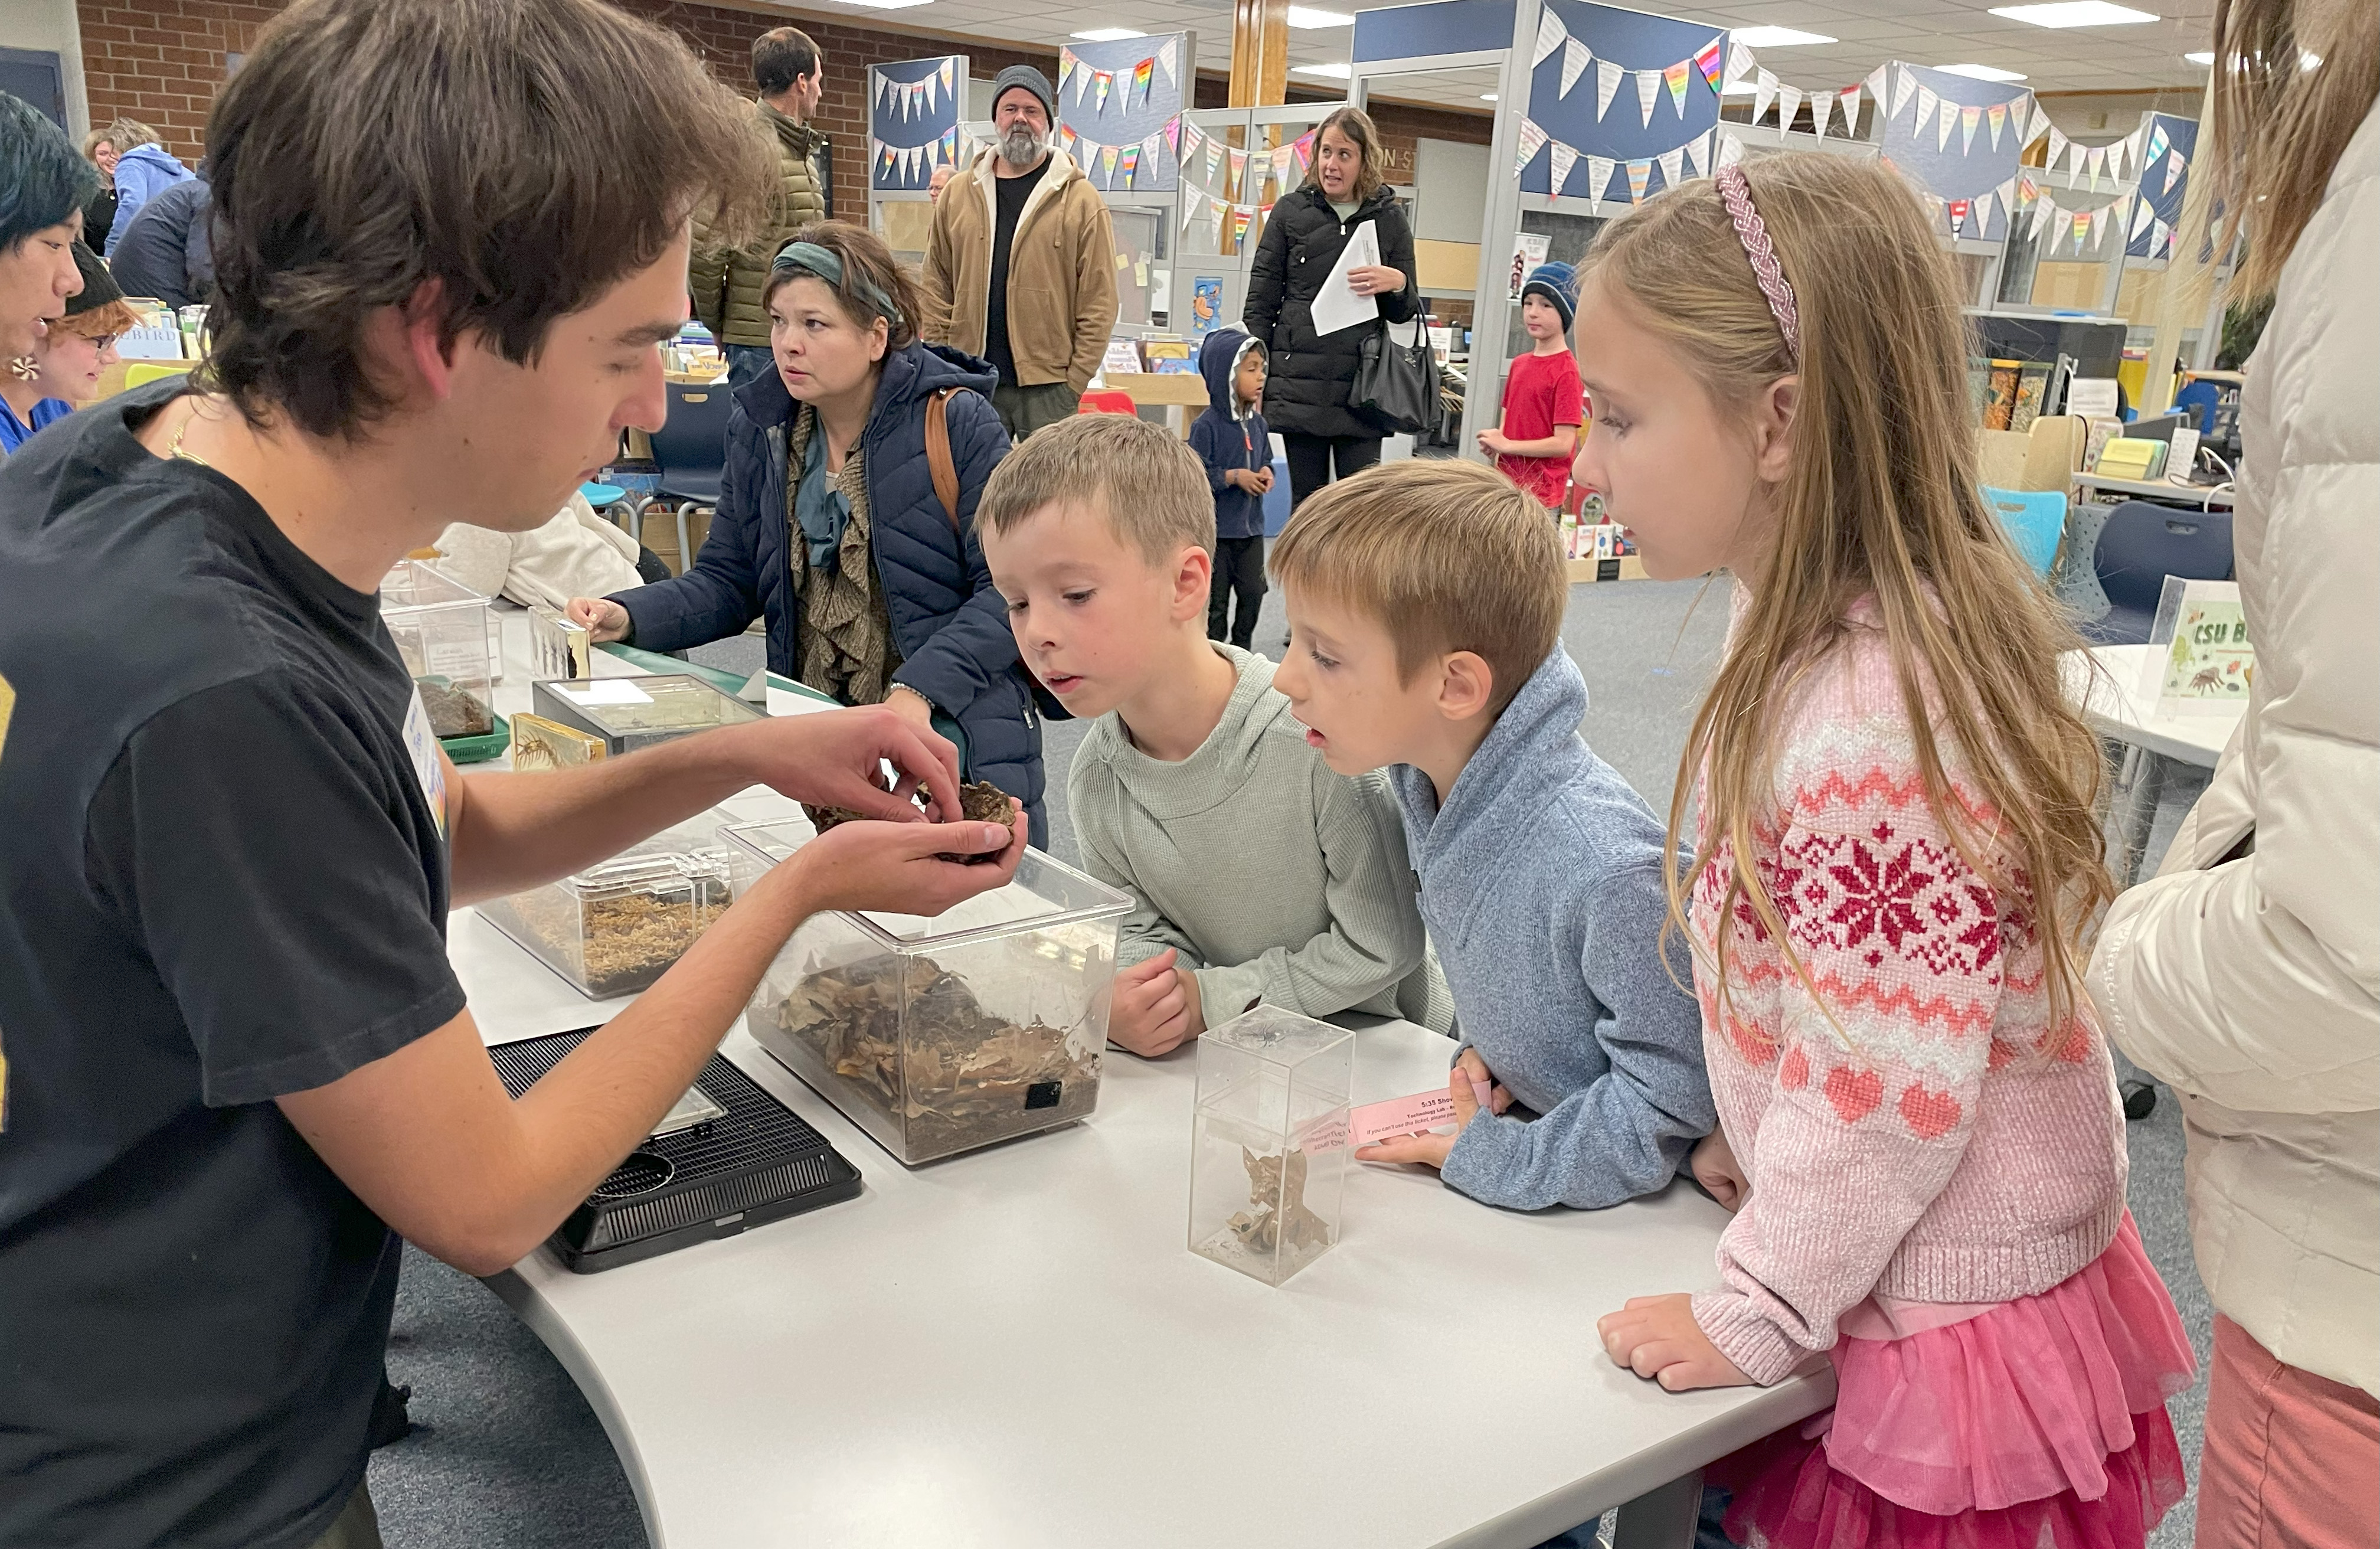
[1349,313,1440,436]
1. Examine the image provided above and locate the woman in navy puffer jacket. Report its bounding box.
[571,223,1055,840]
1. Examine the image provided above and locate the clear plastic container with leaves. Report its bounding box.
[1189,1007,1354,1287]
[722,818,1132,1165]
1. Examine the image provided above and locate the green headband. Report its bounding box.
[771,241,904,328]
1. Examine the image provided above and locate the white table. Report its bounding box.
[2071,472,2237,510]
[2062,643,2245,884]
[452,611,1835,1549]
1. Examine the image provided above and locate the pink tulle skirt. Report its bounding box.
[1714,1214,2198,1549]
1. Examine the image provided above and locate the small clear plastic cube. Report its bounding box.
[381,559,498,738]
[1189,1007,1354,1287]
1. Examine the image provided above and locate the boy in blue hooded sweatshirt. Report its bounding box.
[1188,328,1273,651]
[1270,457,1714,1211]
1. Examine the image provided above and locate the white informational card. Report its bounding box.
[2065,376,2120,420]
[1309,222,1381,339]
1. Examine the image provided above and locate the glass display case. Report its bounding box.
[723,819,1132,1165]
[1188,1006,1354,1287]
[381,559,498,740]
[529,674,763,757]
[479,814,735,999]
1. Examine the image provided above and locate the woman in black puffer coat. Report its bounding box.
[1243,107,1421,509]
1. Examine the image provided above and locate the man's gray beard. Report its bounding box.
[999,125,1046,168]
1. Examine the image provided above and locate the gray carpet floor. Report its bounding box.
[372,579,2215,1546]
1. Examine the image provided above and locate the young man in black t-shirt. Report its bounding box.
[0,4,1023,1547]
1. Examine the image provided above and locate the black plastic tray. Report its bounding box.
[489,1027,861,1272]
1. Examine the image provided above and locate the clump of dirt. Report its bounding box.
[803,780,1017,865]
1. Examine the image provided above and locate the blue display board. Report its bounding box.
[1876,62,2032,243]
[2127,113,2196,260]
[869,55,963,192]
[1517,1,1727,204]
[1057,34,1190,195]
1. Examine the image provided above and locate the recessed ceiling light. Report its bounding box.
[1291,61,1352,79]
[1071,27,1144,40]
[2182,50,2214,64]
[1286,6,1355,27]
[1733,26,1836,47]
[1989,2,2159,28]
[1480,93,1498,102]
[1937,62,2029,81]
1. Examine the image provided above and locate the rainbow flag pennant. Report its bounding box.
[1231,206,1253,246]
[1119,145,1140,185]
[1693,37,1725,93]
[1095,71,1113,112]
[1663,60,1692,117]
[1099,143,1119,183]
[1626,157,1652,203]
[1960,103,1982,155]
[1205,139,1223,186]
[1133,57,1154,102]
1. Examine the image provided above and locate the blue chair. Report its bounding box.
[2172,378,2223,437]
[1261,457,1293,537]
[1982,486,2066,579]
[645,382,735,573]
[2079,499,2235,645]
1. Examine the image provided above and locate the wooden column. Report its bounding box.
[1230,0,1290,107]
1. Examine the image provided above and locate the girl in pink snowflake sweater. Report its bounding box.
[1572,153,2196,1549]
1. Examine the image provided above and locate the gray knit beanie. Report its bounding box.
[989,64,1055,120]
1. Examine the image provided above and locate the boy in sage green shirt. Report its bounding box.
[976,413,1447,1056]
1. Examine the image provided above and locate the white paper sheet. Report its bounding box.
[1309,221,1381,339]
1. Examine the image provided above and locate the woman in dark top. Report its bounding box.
[80,129,118,254]
[567,222,1055,839]
[1243,106,1420,508]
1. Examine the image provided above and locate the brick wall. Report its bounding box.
[71,0,1062,217]
[74,0,274,158]
[73,0,1488,217]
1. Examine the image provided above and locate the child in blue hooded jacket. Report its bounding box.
[1188,328,1273,651]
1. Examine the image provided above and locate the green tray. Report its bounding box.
[442,712,509,764]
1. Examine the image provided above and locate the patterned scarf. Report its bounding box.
[786,404,898,707]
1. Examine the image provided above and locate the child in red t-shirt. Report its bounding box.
[1479,262,1585,509]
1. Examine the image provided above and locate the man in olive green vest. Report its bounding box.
[692,26,831,390]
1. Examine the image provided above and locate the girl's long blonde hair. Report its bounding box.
[2205,0,2379,297]
[1585,153,2113,1031]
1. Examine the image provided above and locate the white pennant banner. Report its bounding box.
[1914,85,1938,137]
[1515,117,1549,175]
[1685,129,1712,179]
[1587,154,1615,207]
[1532,9,1566,67]
[1937,99,1956,151]
[1809,87,1833,140]
[1777,83,1803,140]
[1636,68,1661,129]
[1658,145,1685,192]
[1717,130,1745,169]
[1892,65,1915,119]
[1596,58,1624,121]
[1754,69,1777,125]
[1561,38,1593,99]
[1549,139,1579,195]
[1158,36,1179,85]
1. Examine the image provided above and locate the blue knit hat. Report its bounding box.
[1522,260,1578,331]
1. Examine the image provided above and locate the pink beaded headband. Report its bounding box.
[1715,165,1800,367]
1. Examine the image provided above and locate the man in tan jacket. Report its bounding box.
[692,26,830,390]
[920,64,1117,440]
